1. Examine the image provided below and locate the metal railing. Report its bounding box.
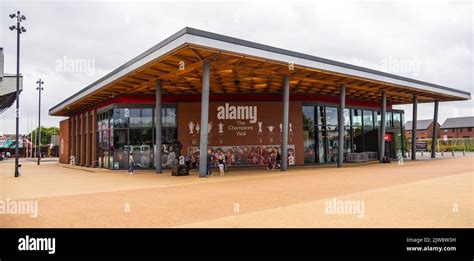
[345,151,378,163]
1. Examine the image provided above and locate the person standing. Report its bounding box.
[276,150,281,169]
[223,152,229,172]
[185,153,191,171]
[207,149,213,177]
[218,151,225,176]
[267,152,275,170]
[128,152,134,175]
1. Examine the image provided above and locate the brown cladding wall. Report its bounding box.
[59,119,70,164]
[178,101,304,165]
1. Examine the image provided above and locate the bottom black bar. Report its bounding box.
[0,229,472,259]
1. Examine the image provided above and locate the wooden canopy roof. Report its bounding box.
[49,27,470,116]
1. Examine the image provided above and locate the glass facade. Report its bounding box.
[96,105,177,170]
[302,106,315,163]
[303,104,405,164]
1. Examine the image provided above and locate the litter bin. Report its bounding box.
[171,164,189,176]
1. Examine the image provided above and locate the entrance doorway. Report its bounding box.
[384,133,395,158]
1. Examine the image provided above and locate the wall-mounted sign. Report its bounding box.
[188,144,296,167]
[178,101,304,165]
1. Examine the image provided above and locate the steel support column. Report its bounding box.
[155,79,163,173]
[411,96,418,160]
[337,84,346,167]
[431,100,439,158]
[379,90,387,162]
[75,115,79,165]
[199,61,211,177]
[92,110,97,167]
[281,75,290,171]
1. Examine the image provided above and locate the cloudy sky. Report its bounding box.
[0,0,472,134]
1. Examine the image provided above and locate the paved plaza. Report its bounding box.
[0,155,472,228]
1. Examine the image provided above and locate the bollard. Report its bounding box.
[441,151,444,157]
[452,150,455,156]
[421,150,424,156]
[463,149,465,156]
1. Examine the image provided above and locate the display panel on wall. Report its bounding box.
[188,145,296,167]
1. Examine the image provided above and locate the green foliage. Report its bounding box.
[28,126,59,145]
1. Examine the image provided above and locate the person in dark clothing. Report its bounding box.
[207,149,213,176]
[276,151,281,169]
[267,152,275,170]
[223,153,229,172]
[184,154,191,171]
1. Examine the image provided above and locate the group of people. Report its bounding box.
[126,144,288,175]
[266,150,282,170]
[205,150,228,177]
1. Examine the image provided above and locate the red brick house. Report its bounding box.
[404,119,441,140]
[440,116,474,139]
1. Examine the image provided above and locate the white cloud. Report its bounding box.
[0,0,472,133]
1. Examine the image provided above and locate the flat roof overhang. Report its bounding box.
[49,27,471,116]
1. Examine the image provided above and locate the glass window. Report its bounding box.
[142,108,153,128]
[344,129,352,153]
[353,126,363,152]
[375,111,381,128]
[129,108,141,128]
[163,127,177,143]
[303,126,315,164]
[326,130,339,163]
[129,108,154,128]
[386,112,393,128]
[303,106,315,127]
[162,107,176,127]
[363,110,374,131]
[326,107,338,126]
[393,113,401,129]
[352,109,362,127]
[129,128,153,169]
[303,106,315,163]
[113,108,129,128]
[317,126,326,163]
[344,108,351,127]
[317,106,325,125]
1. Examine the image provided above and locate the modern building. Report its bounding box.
[49,28,471,175]
[404,119,440,140]
[0,47,23,114]
[440,116,474,139]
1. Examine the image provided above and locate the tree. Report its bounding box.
[27,126,59,145]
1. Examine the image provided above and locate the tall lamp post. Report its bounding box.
[36,79,44,165]
[9,11,26,178]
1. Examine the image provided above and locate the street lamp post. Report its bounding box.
[36,79,44,165]
[9,11,26,178]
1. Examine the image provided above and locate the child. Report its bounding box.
[218,151,225,176]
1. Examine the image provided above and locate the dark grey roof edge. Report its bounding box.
[185,27,470,97]
[50,27,471,114]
